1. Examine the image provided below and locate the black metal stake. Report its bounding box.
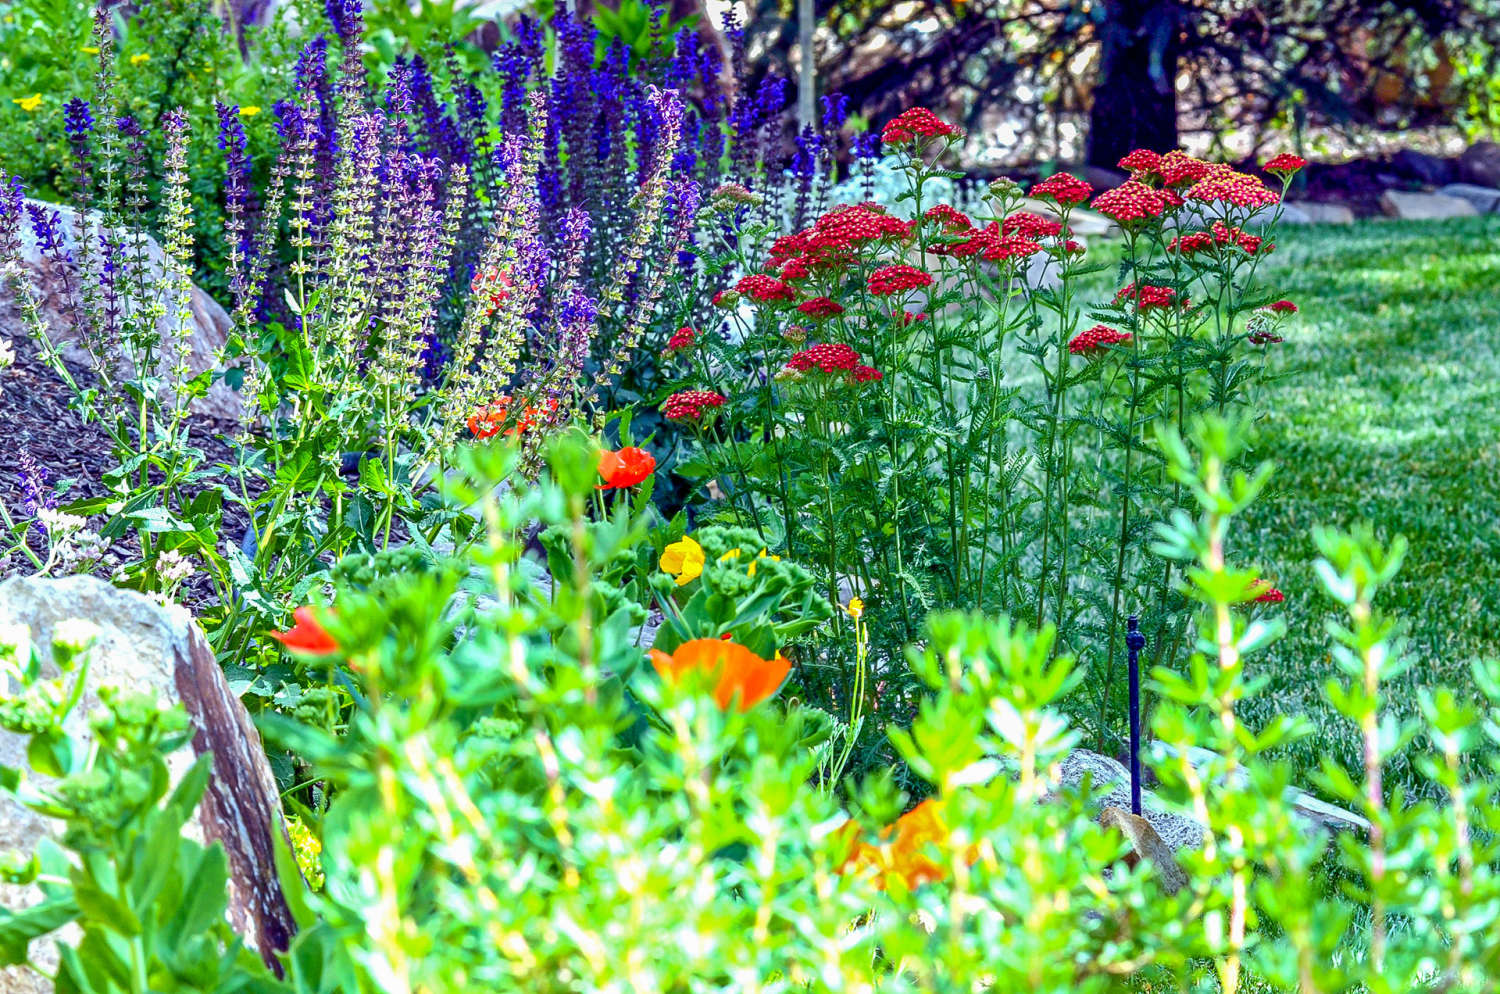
[1126,615,1146,816]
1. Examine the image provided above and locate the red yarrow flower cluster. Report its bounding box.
[785,343,861,374]
[768,203,911,278]
[1158,150,1212,187]
[662,389,727,422]
[662,326,696,356]
[1249,580,1285,603]
[1091,180,1171,225]
[1185,169,1280,209]
[851,365,882,383]
[1068,325,1133,356]
[1115,282,1183,311]
[736,273,797,303]
[1117,148,1162,175]
[1169,222,1271,256]
[923,204,974,233]
[797,297,845,320]
[1030,172,1093,205]
[868,264,933,296]
[1270,299,1297,313]
[881,108,960,146]
[1001,211,1064,240]
[1262,153,1307,176]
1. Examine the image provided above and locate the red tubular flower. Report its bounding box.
[1262,153,1307,176]
[271,607,338,655]
[1030,172,1093,205]
[598,446,656,490]
[881,107,960,146]
[797,297,845,320]
[867,264,933,296]
[786,343,862,374]
[1270,299,1298,314]
[468,396,558,439]
[1091,180,1170,225]
[662,389,727,422]
[736,273,798,303]
[662,326,696,356]
[1068,325,1133,356]
[1001,211,1064,240]
[1117,148,1162,175]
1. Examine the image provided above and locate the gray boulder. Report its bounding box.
[0,576,294,990]
[1379,189,1479,220]
[1458,141,1500,187]
[1437,183,1500,215]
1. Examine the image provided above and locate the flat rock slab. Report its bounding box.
[1437,183,1500,215]
[0,576,293,988]
[1379,189,1479,220]
[1283,201,1356,224]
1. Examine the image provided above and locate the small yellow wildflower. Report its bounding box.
[13,94,42,112]
[660,536,705,586]
[81,46,100,55]
[238,105,261,117]
[846,597,864,620]
[129,53,150,66]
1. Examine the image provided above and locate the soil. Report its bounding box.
[0,328,246,609]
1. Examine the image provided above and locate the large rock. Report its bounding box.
[0,576,294,989]
[2,198,242,420]
[1282,201,1356,225]
[1389,148,1454,187]
[1054,749,1206,852]
[1457,141,1500,187]
[1437,183,1500,215]
[1379,189,1479,220]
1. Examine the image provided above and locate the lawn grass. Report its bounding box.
[1235,214,1500,797]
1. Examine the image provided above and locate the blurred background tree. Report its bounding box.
[728,0,1500,164]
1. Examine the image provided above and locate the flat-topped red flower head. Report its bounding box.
[867,264,933,296]
[1068,324,1133,356]
[1030,172,1093,205]
[881,108,960,146]
[1262,153,1307,176]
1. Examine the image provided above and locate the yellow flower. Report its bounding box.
[13,94,42,112]
[129,53,150,66]
[238,105,261,117]
[722,546,781,577]
[660,536,705,586]
[81,46,100,55]
[846,597,864,620]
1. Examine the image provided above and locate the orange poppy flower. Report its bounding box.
[597,446,656,489]
[648,638,791,712]
[270,606,338,655]
[840,798,963,890]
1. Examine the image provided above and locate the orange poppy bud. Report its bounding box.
[597,446,656,490]
[270,606,338,655]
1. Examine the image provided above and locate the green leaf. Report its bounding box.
[0,895,79,965]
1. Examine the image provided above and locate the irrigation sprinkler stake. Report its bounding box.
[1126,615,1146,816]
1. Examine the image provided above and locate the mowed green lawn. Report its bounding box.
[1236,215,1500,797]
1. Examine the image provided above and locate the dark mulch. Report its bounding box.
[1,329,246,609]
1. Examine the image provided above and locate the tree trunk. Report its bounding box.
[1087,0,1182,169]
